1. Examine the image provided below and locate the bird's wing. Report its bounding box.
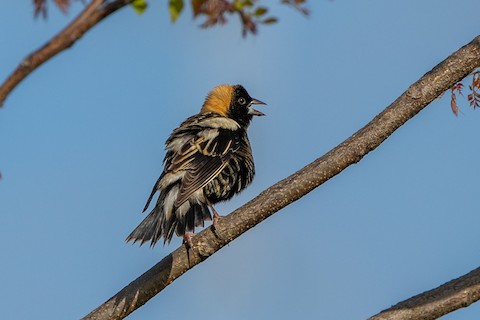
[168,128,240,208]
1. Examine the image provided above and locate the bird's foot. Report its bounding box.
[183,233,194,249]
[207,203,225,241]
[211,211,225,241]
[212,210,223,228]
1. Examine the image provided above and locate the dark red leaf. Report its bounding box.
[54,0,71,13]
[191,0,204,17]
[33,0,47,18]
[450,92,459,116]
[451,82,464,96]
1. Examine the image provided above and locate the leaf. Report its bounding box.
[191,0,203,17]
[54,0,71,13]
[33,0,47,18]
[243,0,254,7]
[451,82,463,96]
[473,76,480,89]
[254,7,268,17]
[262,17,278,24]
[132,0,148,15]
[169,0,184,22]
[451,92,459,116]
[233,0,244,10]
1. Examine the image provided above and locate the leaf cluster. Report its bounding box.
[33,0,77,18]
[450,69,480,115]
[172,0,307,36]
[32,0,309,36]
[188,0,278,36]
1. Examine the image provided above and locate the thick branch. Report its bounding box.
[83,36,480,320]
[0,0,133,107]
[369,267,480,320]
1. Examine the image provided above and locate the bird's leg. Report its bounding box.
[210,205,223,228]
[183,233,194,249]
[206,201,224,241]
[205,198,223,228]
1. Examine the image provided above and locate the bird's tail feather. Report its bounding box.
[126,194,212,247]
[126,207,165,247]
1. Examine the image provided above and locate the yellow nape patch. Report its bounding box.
[200,85,234,116]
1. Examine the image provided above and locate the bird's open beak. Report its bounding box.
[248,98,267,116]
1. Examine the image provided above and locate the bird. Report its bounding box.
[126,84,266,248]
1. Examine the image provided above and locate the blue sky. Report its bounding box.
[1,1,480,319]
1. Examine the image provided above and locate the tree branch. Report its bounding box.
[369,267,480,320]
[0,0,133,107]
[82,36,480,320]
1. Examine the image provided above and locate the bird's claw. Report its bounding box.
[183,233,194,249]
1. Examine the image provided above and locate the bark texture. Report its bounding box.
[369,267,480,320]
[82,36,480,320]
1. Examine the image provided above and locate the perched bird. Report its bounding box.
[126,84,266,247]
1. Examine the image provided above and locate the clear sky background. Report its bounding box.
[1,1,480,319]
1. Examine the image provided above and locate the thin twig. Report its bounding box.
[82,36,480,320]
[0,0,133,107]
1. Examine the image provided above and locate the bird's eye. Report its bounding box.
[238,97,246,105]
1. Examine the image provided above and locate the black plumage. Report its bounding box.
[126,85,265,246]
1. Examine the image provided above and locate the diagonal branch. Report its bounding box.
[0,0,133,107]
[82,36,480,320]
[369,267,480,320]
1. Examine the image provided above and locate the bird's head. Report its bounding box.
[201,84,266,127]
